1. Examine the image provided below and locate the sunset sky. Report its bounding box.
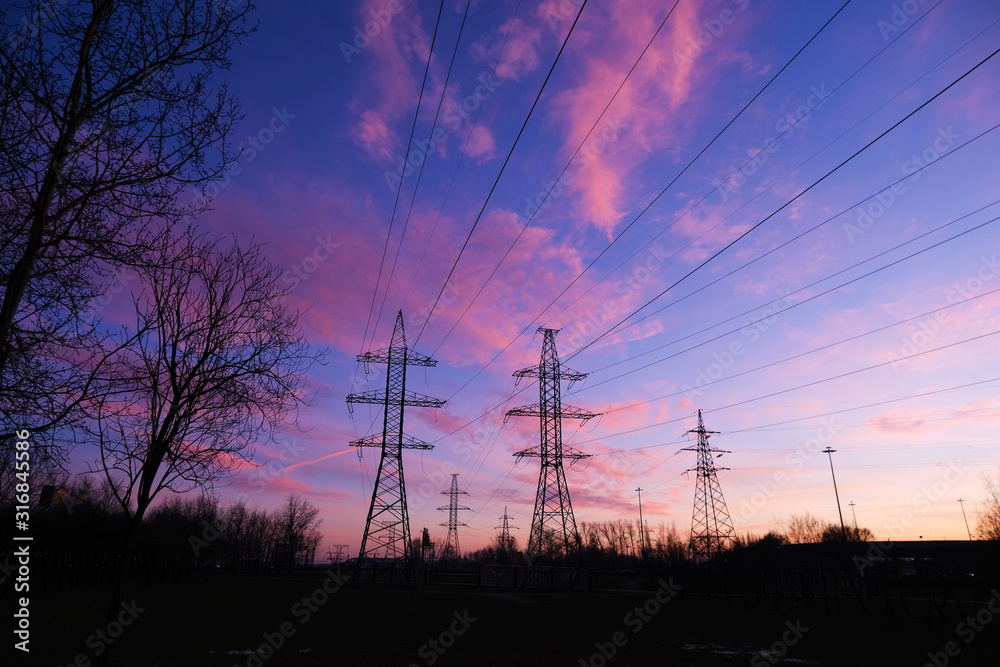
[77,0,1000,554]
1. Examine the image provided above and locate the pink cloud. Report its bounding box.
[464,124,497,161]
[470,17,543,81]
[539,0,763,237]
[352,109,396,162]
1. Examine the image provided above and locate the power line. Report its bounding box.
[424,196,1000,452]
[375,0,473,331]
[413,0,591,347]
[402,0,523,313]
[426,0,684,358]
[572,376,1000,447]
[423,0,852,382]
[354,0,446,391]
[580,205,1000,393]
[566,43,1000,361]
[565,124,1000,362]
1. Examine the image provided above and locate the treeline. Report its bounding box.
[8,476,323,588]
[448,519,687,570]
[435,514,880,571]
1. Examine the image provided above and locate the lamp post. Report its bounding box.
[822,447,847,541]
[958,498,973,541]
[636,487,646,556]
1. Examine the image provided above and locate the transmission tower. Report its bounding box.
[327,544,349,564]
[681,409,735,561]
[347,310,445,582]
[437,474,471,560]
[506,327,597,564]
[495,506,519,562]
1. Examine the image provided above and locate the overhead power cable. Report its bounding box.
[353,0,446,390]
[375,1,473,332]
[413,0,590,346]
[428,0,849,401]
[566,43,1000,361]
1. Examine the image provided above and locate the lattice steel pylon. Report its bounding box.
[347,311,445,583]
[506,328,597,564]
[437,474,470,560]
[495,506,518,563]
[681,409,735,561]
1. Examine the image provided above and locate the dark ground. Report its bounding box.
[12,571,1000,666]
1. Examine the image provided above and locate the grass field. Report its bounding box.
[20,571,1000,666]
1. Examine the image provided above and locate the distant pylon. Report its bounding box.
[495,506,519,562]
[328,544,349,564]
[506,327,597,564]
[437,474,471,560]
[347,311,445,583]
[681,410,735,561]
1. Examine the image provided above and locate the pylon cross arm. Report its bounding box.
[560,405,598,420]
[512,367,588,381]
[513,446,541,458]
[356,348,438,366]
[346,390,445,408]
[349,433,434,450]
[505,403,596,421]
[401,390,446,408]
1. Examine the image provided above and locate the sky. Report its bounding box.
[75,0,1000,555]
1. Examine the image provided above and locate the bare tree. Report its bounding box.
[274,494,322,571]
[976,474,1000,540]
[87,231,319,658]
[820,523,873,543]
[776,512,826,544]
[0,0,254,464]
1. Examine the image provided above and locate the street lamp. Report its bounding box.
[822,447,847,541]
[636,487,646,555]
[958,498,973,541]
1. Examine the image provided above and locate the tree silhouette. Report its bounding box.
[0,0,254,469]
[87,231,320,663]
[275,494,322,571]
[977,474,1000,540]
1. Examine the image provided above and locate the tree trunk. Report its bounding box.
[96,512,143,667]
